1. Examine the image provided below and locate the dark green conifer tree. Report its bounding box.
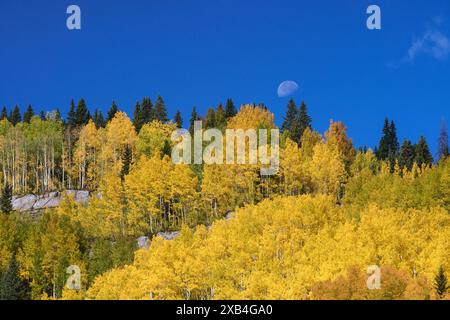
[174,110,183,128]
[389,121,399,155]
[1,107,7,120]
[215,104,227,131]
[281,98,298,135]
[75,98,89,126]
[133,102,142,132]
[120,145,133,181]
[93,109,105,128]
[435,266,449,298]
[106,101,119,123]
[414,136,433,167]
[225,98,237,119]
[9,105,21,126]
[189,106,200,135]
[153,96,168,123]
[399,140,415,171]
[378,118,391,160]
[378,118,399,171]
[0,255,30,300]
[296,100,312,143]
[387,121,399,171]
[205,108,216,128]
[23,105,34,123]
[140,97,153,124]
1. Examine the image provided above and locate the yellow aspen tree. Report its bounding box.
[299,127,323,158]
[310,142,347,197]
[18,211,85,299]
[227,105,275,130]
[279,138,303,195]
[137,120,177,158]
[201,164,234,218]
[325,120,356,170]
[101,112,137,176]
[168,163,198,225]
[73,120,100,190]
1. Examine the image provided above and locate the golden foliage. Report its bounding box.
[86,193,450,300]
[227,105,275,130]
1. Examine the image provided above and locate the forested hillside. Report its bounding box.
[0,98,449,300]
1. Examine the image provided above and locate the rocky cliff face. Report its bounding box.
[12,190,90,212]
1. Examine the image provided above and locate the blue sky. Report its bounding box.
[0,0,449,153]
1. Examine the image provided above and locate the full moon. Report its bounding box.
[277,80,299,97]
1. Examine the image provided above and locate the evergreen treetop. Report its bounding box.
[205,108,216,128]
[399,139,415,172]
[140,97,153,125]
[133,102,142,132]
[378,117,399,161]
[189,106,200,135]
[153,96,168,123]
[389,121,399,155]
[415,136,434,167]
[75,98,89,126]
[174,110,183,129]
[297,100,312,143]
[281,98,298,134]
[10,105,21,126]
[93,109,106,128]
[23,105,34,123]
[107,101,119,123]
[215,104,227,130]
[225,98,237,119]
[1,106,7,120]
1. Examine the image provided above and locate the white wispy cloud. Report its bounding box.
[408,30,450,61]
[388,17,450,68]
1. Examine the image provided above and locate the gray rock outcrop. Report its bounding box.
[12,190,90,212]
[156,231,180,240]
